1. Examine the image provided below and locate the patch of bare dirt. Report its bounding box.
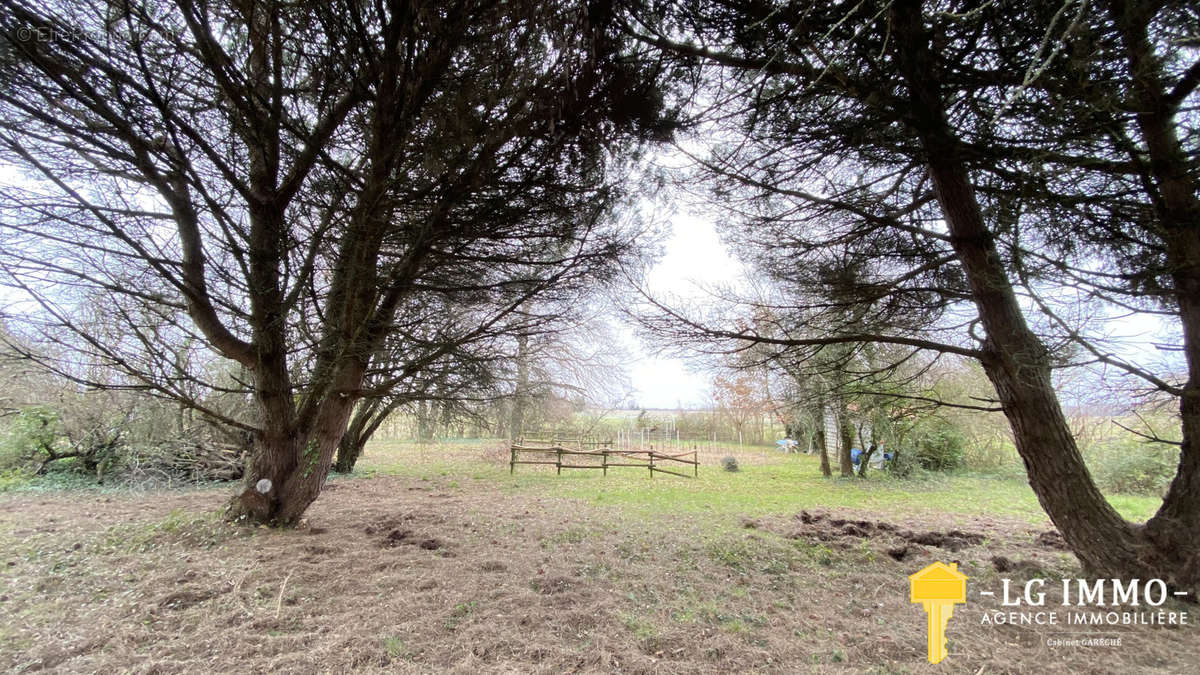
[990,555,1050,574]
[787,509,986,555]
[1036,529,1070,550]
[531,574,574,595]
[158,588,226,610]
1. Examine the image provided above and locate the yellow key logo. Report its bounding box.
[910,562,968,664]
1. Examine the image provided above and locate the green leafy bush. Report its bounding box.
[1085,439,1178,496]
[1,399,245,488]
[885,449,918,478]
[0,468,29,491]
[912,419,966,472]
[960,438,1024,478]
[0,405,63,471]
[720,456,739,472]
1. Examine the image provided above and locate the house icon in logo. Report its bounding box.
[909,562,968,663]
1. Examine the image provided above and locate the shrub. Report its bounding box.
[0,468,30,491]
[912,419,966,472]
[720,456,739,472]
[1,399,246,487]
[1085,439,1178,496]
[885,449,918,478]
[1,404,126,478]
[960,438,1023,477]
[0,405,65,471]
[0,435,27,474]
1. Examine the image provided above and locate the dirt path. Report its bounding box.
[1,477,1195,673]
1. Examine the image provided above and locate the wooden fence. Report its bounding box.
[518,435,614,450]
[509,443,699,479]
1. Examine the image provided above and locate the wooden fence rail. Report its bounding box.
[510,444,698,478]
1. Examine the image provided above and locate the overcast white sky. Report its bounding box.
[622,213,746,409]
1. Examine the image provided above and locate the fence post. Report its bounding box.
[510,446,516,475]
[602,450,608,476]
[649,452,654,479]
[693,451,698,477]
[556,447,562,475]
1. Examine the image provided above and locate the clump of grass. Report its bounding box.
[544,526,589,547]
[705,537,756,571]
[444,600,477,630]
[617,610,661,648]
[793,539,837,566]
[721,456,739,472]
[0,468,31,492]
[383,636,410,660]
[96,508,241,553]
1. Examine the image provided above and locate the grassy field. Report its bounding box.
[354,438,1163,525]
[0,438,1193,674]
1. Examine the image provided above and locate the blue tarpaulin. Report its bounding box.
[851,448,893,465]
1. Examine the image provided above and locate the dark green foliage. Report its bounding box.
[0,406,62,470]
[0,405,120,477]
[0,396,245,487]
[911,419,966,473]
[0,0,672,523]
[720,456,739,472]
[884,450,917,479]
[1086,441,1179,497]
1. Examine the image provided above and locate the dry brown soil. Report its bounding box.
[0,475,1196,673]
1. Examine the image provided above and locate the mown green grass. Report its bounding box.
[355,439,1162,525]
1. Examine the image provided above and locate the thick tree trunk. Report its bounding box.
[858,443,877,478]
[809,397,832,476]
[836,402,855,478]
[227,366,363,526]
[227,425,341,526]
[891,1,1158,583]
[1142,219,1200,590]
[334,399,398,473]
[416,400,435,441]
[815,423,831,478]
[333,400,375,473]
[1106,0,1200,591]
[333,434,365,475]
